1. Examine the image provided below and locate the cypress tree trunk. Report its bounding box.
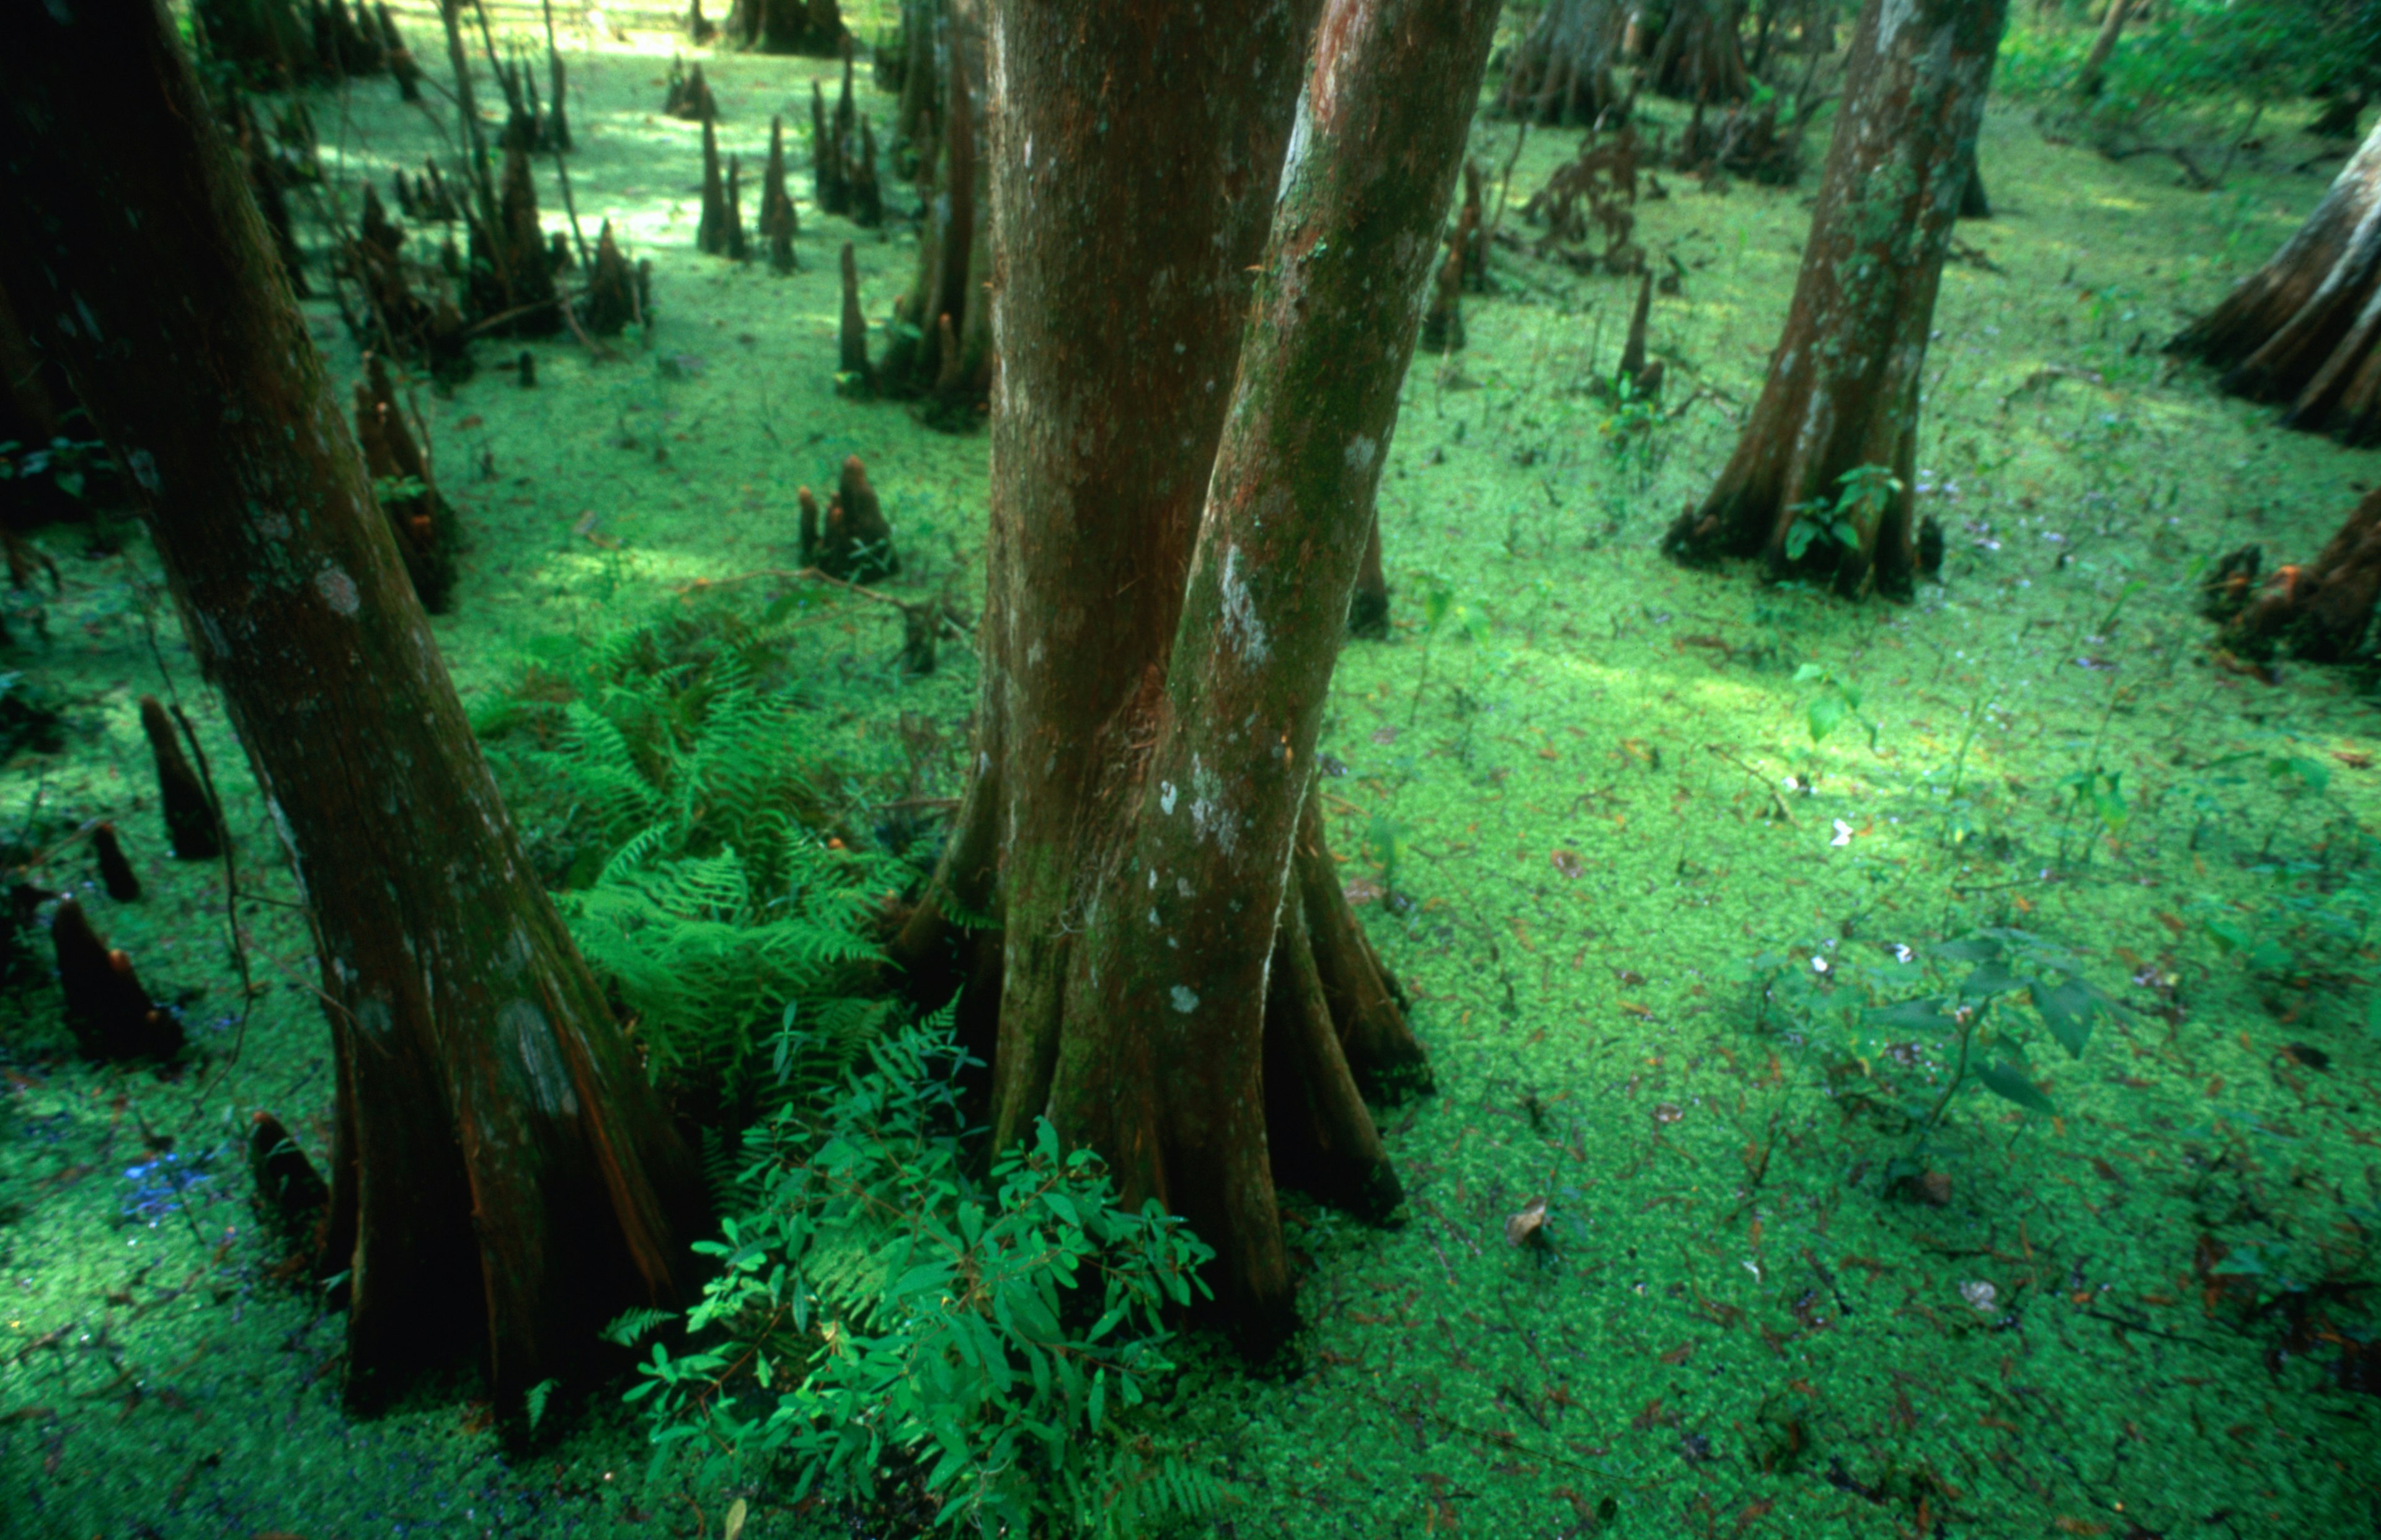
[864,0,991,427]
[1647,0,1751,104]
[0,0,703,1411]
[1499,0,1629,125]
[890,0,1498,1350]
[2168,118,2381,444]
[1662,0,2008,597]
[2227,489,2381,661]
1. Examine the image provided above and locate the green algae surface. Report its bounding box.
[3,7,2378,1536]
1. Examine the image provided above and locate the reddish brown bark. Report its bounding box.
[1662,0,2006,597]
[0,0,702,1410]
[2168,119,2381,444]
[51,896,184,1061]
[1499,0,1628,126]
[2227,489,2381,661]
[891,0,1494,1350]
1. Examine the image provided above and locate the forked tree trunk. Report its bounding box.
[2168,118,2381,444]
[2228,489,2381,660]
[891,0,1499,1350]
[1662,0,2007,596]
[1647,0,1751,104]
[1499,0,1629,125]
[0,0,703,1412]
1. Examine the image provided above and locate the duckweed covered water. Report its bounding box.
[2,6,2376,1536]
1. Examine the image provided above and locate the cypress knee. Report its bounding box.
[53,895,183,1060]
[138,695,219,860]
[92,822,141,901]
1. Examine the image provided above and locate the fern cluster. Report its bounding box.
[476,591,908,1113]
[616,1014,1229,1538]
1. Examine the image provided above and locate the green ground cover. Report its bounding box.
[2,5,2377,1536]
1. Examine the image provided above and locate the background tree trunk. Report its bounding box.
[0,0,703,1412]
[1647,0,1751,104]
[872,0,991,427]
[1662,0,2008,596]
[2074,0,2133,98]
[724,0,848,55]
[892,0,1497,1350]
[1499,0,1629,125]
[2168,118,2381,444]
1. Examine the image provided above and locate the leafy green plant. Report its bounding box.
[1785,464,1901,563]
[2193,836,2381,1033]
[1792,662,1877,750]
[370,473,428,506]
[476,595,905,1112]
[1742,928,2124,1136]
[619,1014,1224,1538]
[0,434,108,501]
[1595,370,1666,490]
[1408,571,1486,725]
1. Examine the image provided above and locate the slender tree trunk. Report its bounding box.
[892,0,1497,1350]
[1499,0,1629,125]
[2074,0,2132,98]
[2168,118,2381,444]
[1662,0,2008,596]
[0,0,703,1412]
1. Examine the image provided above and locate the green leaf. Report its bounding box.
[1974,1059,2057,1114]
[1960,960,2025,999]
[1808,694,1847,744]
[2204,918,2250,954]
[1868,998,1954,1030]
[525,1377,560,1432]
[1933,936,2003,963]
[2033,978,2099,1059]
[892,1262,949,1303]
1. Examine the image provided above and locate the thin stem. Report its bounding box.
[1920,1011,1975,1135]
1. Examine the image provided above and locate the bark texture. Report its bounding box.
[1647,0,1751,104]
[2168,118,2381,444]
[2228,489,2381,661]
[890,0,1496,1349]
[1498,0,1628,125]
[0,0,703,1410]
[1662,0,2007,596]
